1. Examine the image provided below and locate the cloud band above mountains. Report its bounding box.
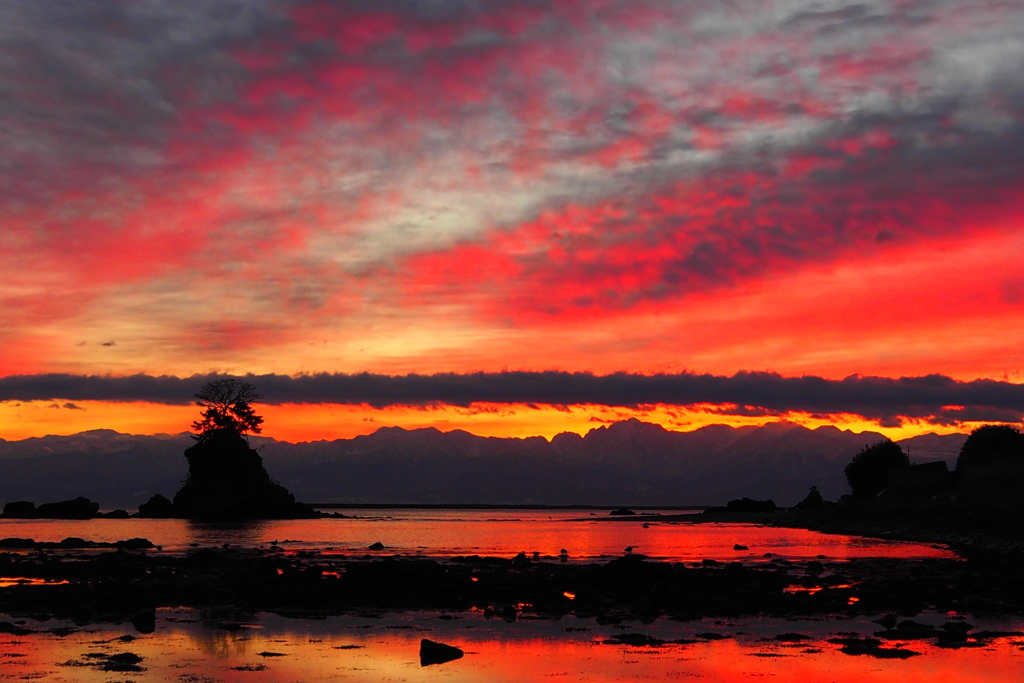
[2,372,1021,426]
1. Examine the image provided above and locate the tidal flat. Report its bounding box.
[2,513,1024,681]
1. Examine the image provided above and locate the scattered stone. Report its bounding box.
[102,652,144,672]
[0,621,32,636]
[696,632,728,640]
[602,633,696,647]
[828,636,919,659]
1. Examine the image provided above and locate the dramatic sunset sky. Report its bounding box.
[2,0,1023,442]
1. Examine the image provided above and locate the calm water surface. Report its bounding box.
[2,510,1012,682]
[0,508,954,561]
[3,609,1023,682]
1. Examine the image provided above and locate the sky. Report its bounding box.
[2,0,1024,442]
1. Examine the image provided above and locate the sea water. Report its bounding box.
[5,509,1006,682]
[0,508,954,561]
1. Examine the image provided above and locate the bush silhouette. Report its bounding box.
[844,440,908,499]
[956,425,1024,471]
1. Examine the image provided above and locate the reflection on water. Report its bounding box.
[187,519,270,547]
[0,510,956,562]
[2,609,1023,682]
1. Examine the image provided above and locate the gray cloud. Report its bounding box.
[1,372,1021,426]
[0,0,282,200]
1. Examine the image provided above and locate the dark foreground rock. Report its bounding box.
[3,543,1024,629]
[172,429,318,520]
[420,638,464,665]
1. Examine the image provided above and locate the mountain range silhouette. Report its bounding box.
[0,420,966,508]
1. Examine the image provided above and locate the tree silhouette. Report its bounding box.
[844,440,908,499]
[956,424,1024,471]
[191,379,264,441]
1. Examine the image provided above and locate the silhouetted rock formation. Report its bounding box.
[794,486,825,510]
[172,429,317,520]
[138,494,174,518]
[726,497,777,513]
[2,501,37,518]
[36,497,99,519]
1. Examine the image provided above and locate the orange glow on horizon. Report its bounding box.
[0,399,972,443]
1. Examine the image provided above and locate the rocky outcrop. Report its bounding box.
[2,501,37,518]
[172,429,318,520]
[36,497,99,519]
[138,494,174,518]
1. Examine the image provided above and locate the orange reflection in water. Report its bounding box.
[0,514,956,561]
[4,611,1024,683]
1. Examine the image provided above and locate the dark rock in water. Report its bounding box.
[36,497,99,519]
[131,607,156,634]
[602,632,696,646]
[101,509,131,519]
[610,508,636,515]
[726,498,777,513]
[172,429,319,520]
[3,501,37,518]
[115,538,156,550]
[828,636,920,659]
[733,544,749,550]
[138,494,174,518]
[420,638,464,666]
[368,541,386,550]
[101,652,144,672]
[0,621,32,636]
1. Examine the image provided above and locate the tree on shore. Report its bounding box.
[190,379,264,441]
[844,440,909,499]
[955,425,1024,472]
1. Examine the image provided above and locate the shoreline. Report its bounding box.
[2,532,1023,631]
[688,503,1024,560]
